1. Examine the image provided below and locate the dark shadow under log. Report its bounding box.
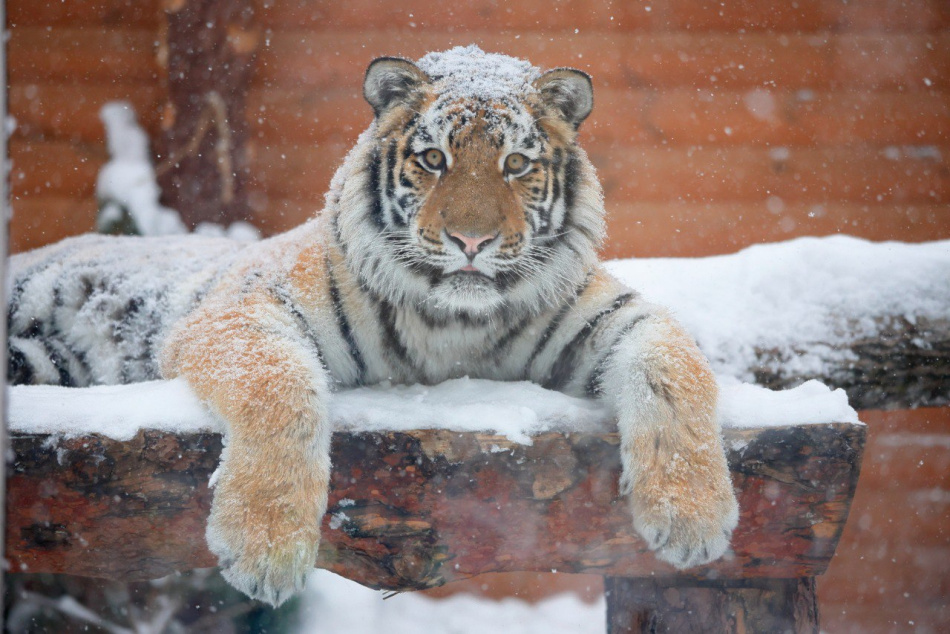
[6,423,865,591]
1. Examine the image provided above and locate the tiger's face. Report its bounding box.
[334,47,605,318]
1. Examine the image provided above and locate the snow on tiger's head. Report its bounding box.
[332,46,605,318]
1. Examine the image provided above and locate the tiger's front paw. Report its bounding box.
[206,466,326,606]
[627,439,739,569]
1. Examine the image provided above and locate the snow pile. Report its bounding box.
[295,570,603,634]
[97,102,260,241]
[331,378,611,444]
[7,374,857,442]
[717,377,856,427]
[97,102,188,236]
[606,236,950,381]
[418,45,540,101]
[7,379,214,440]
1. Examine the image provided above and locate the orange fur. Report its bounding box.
[416,123,526,241]
[621,317,736,566]
[162,284,329,599]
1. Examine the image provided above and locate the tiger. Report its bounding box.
[7,45,739,606]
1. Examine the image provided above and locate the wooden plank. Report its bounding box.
[254,0,635,32]
[599,202,950,259]
[591,146,950,205]
[8,138,106,199]
[5,423,865,589]
[246,143,950,205]
[246,87,950,148]
[235,198,950,261]
[252,0,949,33]
[9,83,163,145]
[624,90,950,147]
[6,0,161,28]
[7,27,160,83]
[253,31,950,91]
[8,196,98,255]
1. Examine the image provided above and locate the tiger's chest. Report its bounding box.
[356,306,538,386]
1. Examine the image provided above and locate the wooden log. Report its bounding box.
[752,316,950,411]
[605,577,818,634]
[155,0,258,228]
[5,423,865,590]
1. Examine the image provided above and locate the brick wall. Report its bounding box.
[6,1,950,631]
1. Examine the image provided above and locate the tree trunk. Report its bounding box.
[155,0,257,228]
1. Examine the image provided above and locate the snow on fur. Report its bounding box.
[14,233,943,440]
[417,45,540,101]
[13,234,946,441]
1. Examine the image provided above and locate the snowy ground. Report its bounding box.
[294,570,605,634]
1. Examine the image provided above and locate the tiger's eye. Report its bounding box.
[505,153,529,175]
[421,149,446,171]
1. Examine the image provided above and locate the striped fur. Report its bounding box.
[7,47,737,605]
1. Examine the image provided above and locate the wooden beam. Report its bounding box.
[5,423,865,590]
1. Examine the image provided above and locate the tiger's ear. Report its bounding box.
[363,57,431,118]
[533,68,594,129]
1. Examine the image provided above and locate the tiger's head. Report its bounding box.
[330,46,605,319]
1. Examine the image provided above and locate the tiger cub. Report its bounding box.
[8,46,739,605]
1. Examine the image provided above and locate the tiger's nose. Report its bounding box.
[447,232,498,259]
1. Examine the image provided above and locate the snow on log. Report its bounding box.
[607,236,950,410]
[6,422,864,590]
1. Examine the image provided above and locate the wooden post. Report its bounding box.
[156,0,258,228]
[605,577,818,634]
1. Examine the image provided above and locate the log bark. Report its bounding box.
[155,0,257,228]
[605,577,818,634]
[751,316,950,410]
[5,423,865,590]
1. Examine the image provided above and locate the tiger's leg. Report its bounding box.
[161,291,330,606]
[599,311,739,568]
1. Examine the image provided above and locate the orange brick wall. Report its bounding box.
[6,1,950,631]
